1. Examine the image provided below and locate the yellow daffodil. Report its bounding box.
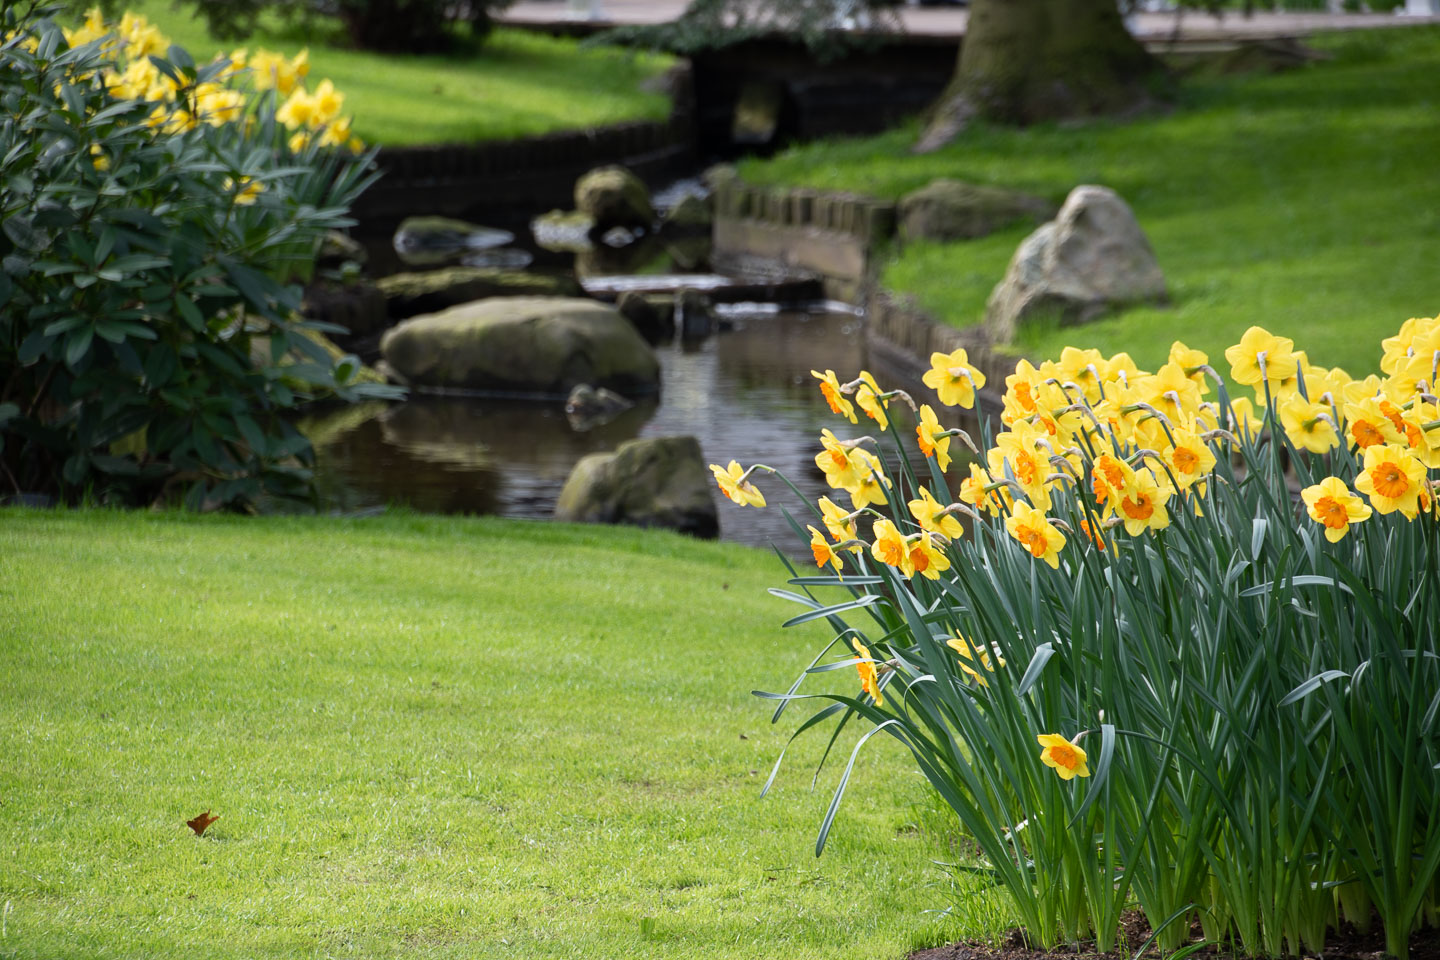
[1229,396,1265,437]
[1119,468,1173,536]
[945,637,999,687]
[907,532,951,581]
[847,450,890,509]
[1079,515,1107,551]
[1005,501,1066,569]
[1344,396,1404,450]
[1225,326,1300,398]
[276,88,318,130]
[1301,477,1372,543]
[908,486,964,540]
[1002,359,1043,425]
[710,460,765,508]
[915,404,952,472]
[1354,444,1427,519]
[1278,393,1340,455]
[1168,341,1211,392]
[807,525,843,574]
[814,429,866,492]
[1162,424,1217,491]
[1399,401,1440,468]
[960,462,1005,517]
[922,348,985,409]
[817,496,859,547]
[852,638,883,707]
[1037,733,1090,780]
[1089,453,1134,518]
[870,519,913,577]
[812,369,857,424]
[1058,346,1108,402]
[854,371,890,431]
[995,420,1052,511]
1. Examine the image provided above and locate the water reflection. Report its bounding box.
[307,309,982,550]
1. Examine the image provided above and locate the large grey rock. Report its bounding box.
[554,435,718,539]
[898,179,1054,244]
[379,297,659,397]
[985,185,1167,343]
[575,165,654,234]
[377,267,582,321]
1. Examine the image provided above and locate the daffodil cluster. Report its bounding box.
[739,317,1440,960]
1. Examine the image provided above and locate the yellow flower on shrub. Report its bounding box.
[1118,468,1172,536]
[812,369,857,424]
[1278,393,1340,454]
[852,639,883,707]
[1005,501,1065,569]
[922,347,985,409]
[909,486,963,540]
[915,404,952,472]
[1037,734,1090,780]
[854,371,890,431]
[807,525,843,574]
[223,176,265,205]
[1355,444,1426,519]
[1301,477,1372,543]
[1225,326,1299,396]
[710,460,765,508]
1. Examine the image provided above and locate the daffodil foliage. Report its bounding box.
[0,7,400,509]
[718,325,1440,958]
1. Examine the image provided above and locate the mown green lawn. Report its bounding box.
[119,2,673,145]
[0,510,998,959]
[739,28,1440,376]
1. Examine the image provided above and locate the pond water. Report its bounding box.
[304,305,981,550]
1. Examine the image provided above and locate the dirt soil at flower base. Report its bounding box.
[912,913,1440,960]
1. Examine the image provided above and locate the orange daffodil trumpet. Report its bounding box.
[852,638,883,706]
[1006,501,1066,569]
[812,369,857,424]
[1037,734,1091,780]
[1301,477,1372,542]
[915,404,953,472]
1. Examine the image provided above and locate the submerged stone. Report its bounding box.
[378,267,582,321]
[575,165,654,234]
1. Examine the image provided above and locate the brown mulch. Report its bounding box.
[912,912,1440,960]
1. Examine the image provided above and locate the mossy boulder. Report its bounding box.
[379,296,660,397]
[575,165,654,234]
[898,179,1055,244]
[377,267,582,321]
[554,435,717,539]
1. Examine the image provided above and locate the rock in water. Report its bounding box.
[392,217,515,268]
[554,436,718,539]
[984,185,1166,343]
[379,296,659,397]
[565,383,636,431]
[675,289,717,341]
[378,267,582,321]
[616,290,675,345]
[575,165,654,235]
[898,179,1055,244]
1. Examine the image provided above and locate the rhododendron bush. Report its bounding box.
[0,7,398,509]
[717,321,1440,958]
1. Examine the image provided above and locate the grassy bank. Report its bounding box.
[738,28,1440,375]
[118,2,673,145]
[0,510,996,959]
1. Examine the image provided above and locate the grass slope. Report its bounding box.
[739,28,1440,376]
[0,510,990,960]
[122,2,673,146]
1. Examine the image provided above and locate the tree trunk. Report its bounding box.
[916,0,1164,152]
